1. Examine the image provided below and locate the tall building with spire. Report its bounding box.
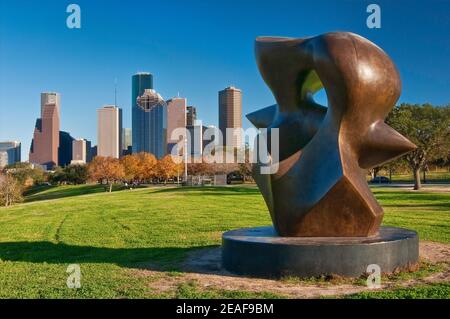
[218,86,242,149]
[132,72,153,153]
[29,92,61,169]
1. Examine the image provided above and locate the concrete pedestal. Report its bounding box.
[222,226,419,278]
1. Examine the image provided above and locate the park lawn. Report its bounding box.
[0,185,448,298]
[23,184,125,202]
[390,171,450,184]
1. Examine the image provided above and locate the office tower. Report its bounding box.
[166,97,187,154]
[71,138,92,164]
[122,128,132,151]
[135,89,167,159]
[186,120,204,158]
[0,141,21,167]
[97,105,123,158]
[59,131,75,167]
[132,72,153,153]
[90,145,98,158]
[0,153,7,168]
[40,92,60,117]
[186,106,197,126]
[29,92,61,169]
[85,140,93,162]
[218,86,242,148]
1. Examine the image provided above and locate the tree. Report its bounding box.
[0,174,23,207]
[187,160,212,176]
[63,164,89,184]
[88,156,125,192]
[49,165,88,185]
[120,155,140,182]
[238,144,253,181]
[156,155,178,183]
[5,162,45,186]
[135,152,157,183]
[387,104,450,190]
[48,166,65,184]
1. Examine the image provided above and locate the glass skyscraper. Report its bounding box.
[0,141,21,167]
[132,72,153,154]
[134,88,167,159]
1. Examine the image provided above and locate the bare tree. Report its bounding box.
[0,174,23,207]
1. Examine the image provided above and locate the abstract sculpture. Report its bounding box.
[222,32,419,277]
[247,32,416,237]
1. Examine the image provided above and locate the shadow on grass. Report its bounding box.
[0,241,215,271]
[150,186,261,196]
[24,185,124,203]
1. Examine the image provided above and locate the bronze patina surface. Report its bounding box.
[247,32,416,237]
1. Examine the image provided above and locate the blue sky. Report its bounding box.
[0,0,449,160]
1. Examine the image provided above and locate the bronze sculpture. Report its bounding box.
[247,32,416,237]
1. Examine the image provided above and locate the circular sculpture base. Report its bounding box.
[222,226,419,278]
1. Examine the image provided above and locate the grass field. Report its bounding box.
[388,171,450,184]
[0,185,448,298]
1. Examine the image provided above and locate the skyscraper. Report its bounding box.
[58,131,75,167]
[186,120,204,159]
[132,72,153,153]
[166,97,187,154]
[122,128,132,155]
[29,92,61,169]
[71,138,92,164]
[97,105,123,158]
[218,86,242,148]
[40,92,60,116]
[135,89,167,159]
[186,106,197,126]
[0,141,21,167]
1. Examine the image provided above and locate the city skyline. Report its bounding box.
[1,1,450,161]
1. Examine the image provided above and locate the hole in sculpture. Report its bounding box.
[313,88,328,108]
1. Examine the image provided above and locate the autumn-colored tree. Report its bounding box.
[88,156,125,192]
[210,162,239,175]
[156,155,178,183]
[120,154,140,182]
[174,160,184,183]
[135,152,157,182]
[187,161,211,176]
[0,173,23,207]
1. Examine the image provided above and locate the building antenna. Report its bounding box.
[114,77,118,107]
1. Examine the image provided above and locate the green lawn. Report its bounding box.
[390,171,450,183]
[0,185,448,298]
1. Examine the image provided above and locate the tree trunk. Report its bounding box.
[413,168,421,190]
[109,183,113,193]
[423,170,426,184]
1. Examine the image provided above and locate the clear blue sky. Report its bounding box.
[0,0,449,161]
